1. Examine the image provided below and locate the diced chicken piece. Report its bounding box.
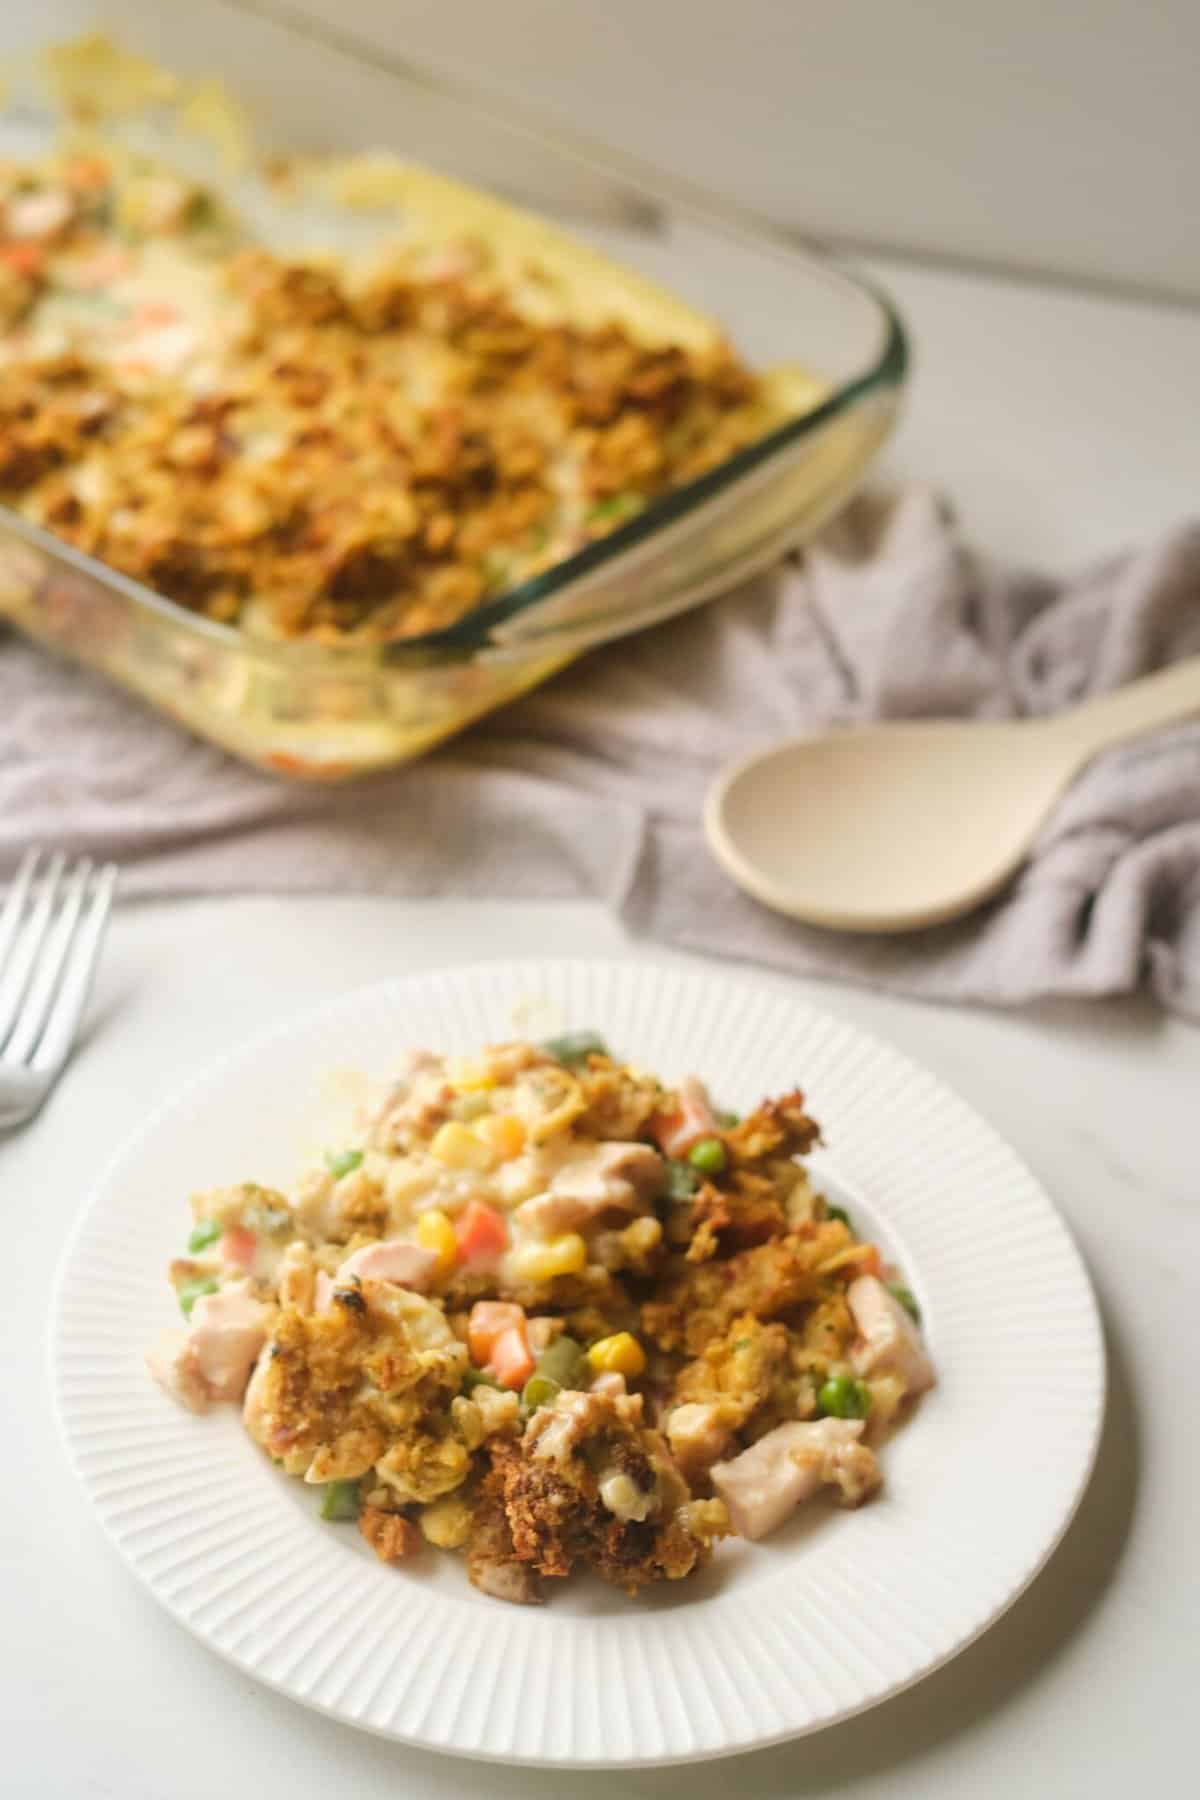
[526,1315,561,1353]
[553,1141,664,1205]
[145,1329,211,1414]
[146,1281,268,1413]
[515,1141,663,1236]
[654,1076,720,1157]
[711,1419,880,1540]
[526,1387,644,1466]
[6,188,75,240]
[369,1052,453,1147]
[336,1238,438,1292]
[666,1401,733,1478]
[847,1276,935,1397]
[590,1371,627,1398]
[188,1282,269,1400]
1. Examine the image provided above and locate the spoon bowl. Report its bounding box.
[705,658,1200,933]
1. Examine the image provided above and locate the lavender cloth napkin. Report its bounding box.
[3,485,1199,1015]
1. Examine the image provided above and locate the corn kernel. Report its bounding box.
[429,1120,496,1171]
[415,1207,459,1277]
[620,1216,663,1259]
[446,1056,496,1092]
[587,1332,646,1378]
[510,1232,588,1284]
[475,1112,526,1160]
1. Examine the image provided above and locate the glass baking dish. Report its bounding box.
[0,3,907,779]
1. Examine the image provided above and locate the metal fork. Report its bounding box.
[0,850,118,1129]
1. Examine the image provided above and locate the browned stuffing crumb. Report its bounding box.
[0,153,774,644]
[359,1506,422,1563]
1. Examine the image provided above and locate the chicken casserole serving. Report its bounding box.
[147,1033,934,1605]
[0,117,805,646]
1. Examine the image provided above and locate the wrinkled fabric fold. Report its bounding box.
[3,485,1198,1016]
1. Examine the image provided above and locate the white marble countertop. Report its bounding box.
[3,255,1199,1797]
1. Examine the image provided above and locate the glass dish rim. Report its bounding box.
[0,10,909,670]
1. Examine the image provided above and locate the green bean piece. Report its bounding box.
[688,1137,727,1177]
[325,1149,364,1179]
[536,1335,587,1390]
[889,1284,921,1323]
[520,1374,562,1413]
[187,1218,221,1253]
[817,1375,872,1420]
[540,1030,610,1067]
[825,1203,851,1228]
[178,1276,219,1319]
[319,1480,360,1522]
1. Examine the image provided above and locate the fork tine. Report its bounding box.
[0,851,65,1049]
[0,849,42,973]
[4,858,93,1065]
[32,862,117,1075]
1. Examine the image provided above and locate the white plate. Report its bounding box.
[52,959,1104,1768]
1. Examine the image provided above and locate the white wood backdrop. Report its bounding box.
[264,0,1199,304]
[7,0,1198,302]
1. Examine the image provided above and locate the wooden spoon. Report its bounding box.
[705,658,1200,933]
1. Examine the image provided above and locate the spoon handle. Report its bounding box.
[1051,655,1200,766]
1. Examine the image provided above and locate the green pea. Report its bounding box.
[319,1479,359,1522]
[889,1284,921,1323]
[541,1030,609,1067]
[688,1137,727,1177]
[520,1374,562,1413]
[462,1367,500,1394]
[665,1159,700,1201]
[325,1149,363,1179]
[178,1276,219,1319]
[818,1375,872,1420]
[536,1335,586,1390]
[187,1218,221,1253]
[825,1203,851,1227]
